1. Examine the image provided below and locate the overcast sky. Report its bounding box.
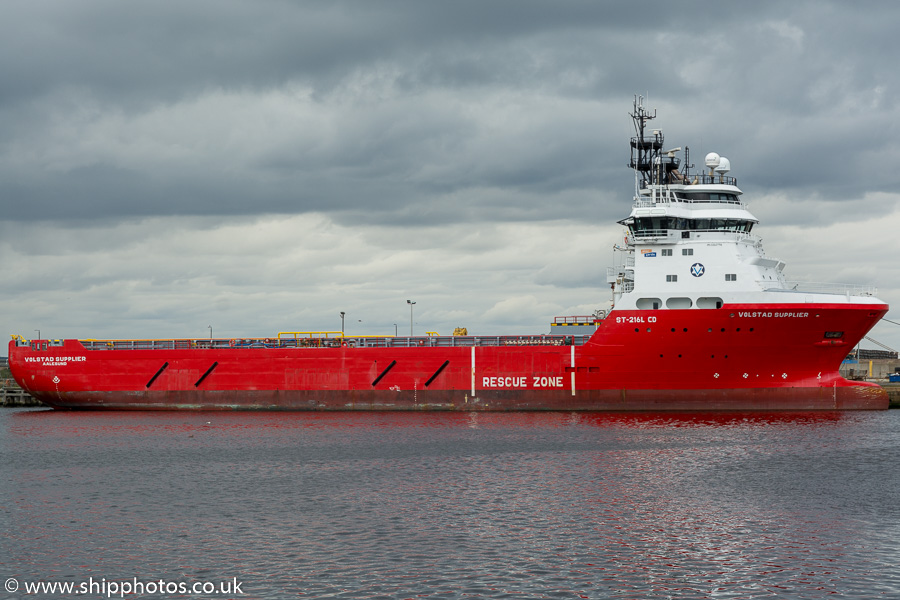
[2,0,899,352]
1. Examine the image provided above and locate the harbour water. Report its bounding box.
[1,408,899,599]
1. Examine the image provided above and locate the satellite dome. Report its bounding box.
[714,157,731,174]
[705,152,721,169]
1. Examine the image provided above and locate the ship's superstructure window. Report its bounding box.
[725,274,737,281]
[628,217,755,236]
[637,298,662,310]
[666,275,677,282]
[697,297,724,309]
[671,192,741,204]
[666,297,692,309]
[682,248,693,256]
[662,249,673,256]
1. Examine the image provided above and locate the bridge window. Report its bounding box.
[681,192,740,203]
[629,217,755,235]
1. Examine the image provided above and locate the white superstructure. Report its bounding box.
[607,97,880,312]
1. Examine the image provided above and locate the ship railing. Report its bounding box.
[630,229,760,243]
[637,174,737,192]
[633,197,745,208]
[694,173,738,186]
[552,315,599,325]
[634,191,744,209]
[278,331,343,340]
[779,281,879,297]
[78,334,595,351]
[79,338,288,350]
[606,265,634,282]
[630,228,669,239]
[609,252,636,268]
[334,334,595,348]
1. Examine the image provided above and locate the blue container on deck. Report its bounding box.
[889,374,900,383]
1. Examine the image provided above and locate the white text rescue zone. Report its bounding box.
[483,376,564,388]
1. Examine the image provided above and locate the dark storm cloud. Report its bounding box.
[2,0,900,227]
[0,2,707,223]
[1,1,657,105]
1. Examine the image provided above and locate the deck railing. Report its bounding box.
[552,315,599,325]
[779,281,879,297]
[78,334,593,351]
[628,229,760,245]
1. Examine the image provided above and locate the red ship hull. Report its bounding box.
[8,303,889,411]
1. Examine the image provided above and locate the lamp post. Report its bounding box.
[393,323,398,336]
[208,325,213,341]
[340,312,345,335]
[406,300,416,336]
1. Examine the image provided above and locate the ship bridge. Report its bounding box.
[618,181,760,247]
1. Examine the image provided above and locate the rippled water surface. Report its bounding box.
[2,408,899,599]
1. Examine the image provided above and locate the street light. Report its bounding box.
[208,325,213,341]
[406,300,416,336]
[340,311,345,335]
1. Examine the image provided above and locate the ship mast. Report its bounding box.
[629,95,684,191]
[629,95,659,193]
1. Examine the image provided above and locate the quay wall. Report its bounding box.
[840,359,900,380]
[883,384,900,408]
[0,384,44,407]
